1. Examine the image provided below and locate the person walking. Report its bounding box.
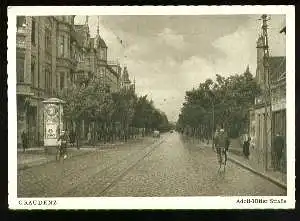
[57,130,69,160]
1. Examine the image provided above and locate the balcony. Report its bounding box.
[17,83,34,96]
[76,61,90,72]
[56,57,72,68]
[16,28,26,49]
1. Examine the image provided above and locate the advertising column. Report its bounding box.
[43,98,65,150]
[44,103,60,146]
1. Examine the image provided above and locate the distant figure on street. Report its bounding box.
[214,128,230,164]
[272,133,285,171]
[87,131,92,145]
[21,130,28,152]
[69,130,75,147]
[57,130,69,159]
[243,136,251,159]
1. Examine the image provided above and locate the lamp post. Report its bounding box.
[208,84,215,150]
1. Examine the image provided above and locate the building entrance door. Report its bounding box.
[27,106,37,146]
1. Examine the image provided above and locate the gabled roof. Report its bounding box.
[280,26,286,34]
[73,25,86,47]
[89,37,95,49]
[73,24,90,48]
[94,34,107,48]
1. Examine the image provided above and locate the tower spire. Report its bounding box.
[85,16,89,25]
[97,16,100,35]
[245,64,250,73]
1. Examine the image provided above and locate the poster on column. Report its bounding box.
[44,103,59,146]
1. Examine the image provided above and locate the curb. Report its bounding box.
[228,155,287,190]
[17,138,153,171]
[18,150,92,171]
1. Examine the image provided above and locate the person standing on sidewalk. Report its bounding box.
[243,136,251,159]
[21,130,28,152]
[272,133,285,171]
[87,130,92,145]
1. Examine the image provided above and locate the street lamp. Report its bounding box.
[208,84,215,150]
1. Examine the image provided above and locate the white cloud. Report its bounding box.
[74,15,286,123]
[157,28,186,50]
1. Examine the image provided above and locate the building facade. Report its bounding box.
[249,29,286,168]
[16,16,74,147]
[17,15,135,146]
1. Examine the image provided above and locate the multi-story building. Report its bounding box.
[106,61,122,92]
[16,16,74,147]
[72,17,92,87]
[17,15,135,145]
[249,28,286,167]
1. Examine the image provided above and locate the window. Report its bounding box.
[17,16,26,28]
[59,35,64,57]
[31,61,35,87]
[65,37,68,57]
[31,19,36,45]
[60,72,65,90]
[45,68,52,92]
[45,28,51,50]
[17,58,25,82]
[70,72,74,84]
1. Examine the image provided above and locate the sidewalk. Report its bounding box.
[195,138,287,189]
[17,147,93,170]
[228,149,287,190]
[17,136,152,170]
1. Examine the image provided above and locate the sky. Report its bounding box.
[75,15,286,122]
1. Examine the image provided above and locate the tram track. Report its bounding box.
[18,138,162,197]
[60,138,165,197]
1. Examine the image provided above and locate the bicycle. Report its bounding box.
[216,146,227,173]
[56,143,67,162]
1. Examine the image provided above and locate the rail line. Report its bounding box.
[18,139,159,197]
[60,138,165,197]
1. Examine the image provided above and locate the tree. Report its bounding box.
[178,70,261,138]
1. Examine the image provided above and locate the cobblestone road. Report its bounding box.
[17,133,286,197]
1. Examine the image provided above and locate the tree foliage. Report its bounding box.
[59,79,171,132]
[177,70,261,138]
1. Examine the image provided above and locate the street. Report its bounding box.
[18,132,286,197]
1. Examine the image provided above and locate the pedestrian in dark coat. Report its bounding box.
[21,131,28,152]
[69,130,75,147]
[243,136,251,159]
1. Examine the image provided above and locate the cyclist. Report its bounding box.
[57,130,69,160]
[214,128,229,165]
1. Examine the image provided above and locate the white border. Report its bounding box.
[8,6,295,210]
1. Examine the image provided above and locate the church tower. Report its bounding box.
[94,16,107,61]
[121,66,132,90]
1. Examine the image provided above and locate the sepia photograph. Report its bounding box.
[8,6,295,209]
